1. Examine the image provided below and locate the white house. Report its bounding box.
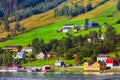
[36,52,46,59]
[97,54,109,62]
[36,52,51,59]
[62,24,78,33]
[21,47,34,53]
[87,38,92,43]
[15,52,26,59]
[55,60,65,67]
[80,25,85,29]
[100,34,105,40]
[62,27,71,32]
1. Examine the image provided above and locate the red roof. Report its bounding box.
[106,58,113,64]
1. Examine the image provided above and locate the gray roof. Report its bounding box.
[17,52,25,56]
[98,54,108,57]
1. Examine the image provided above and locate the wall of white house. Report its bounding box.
[97,57,107,62]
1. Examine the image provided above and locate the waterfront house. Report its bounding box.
[84,61,106,71]
[106,58,113,68]
[113,59,119,66]
[3,46,22,51]
[15,52,26,59]
[55,60,65,67]
[21,47,34,53]
[97,54,109,62]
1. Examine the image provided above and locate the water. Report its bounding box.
[0,72,120,80]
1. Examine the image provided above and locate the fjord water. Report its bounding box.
[0,72,120,80]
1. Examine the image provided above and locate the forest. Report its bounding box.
[54,0,109,17]
[0,0,66,21]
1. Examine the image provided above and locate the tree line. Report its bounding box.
[30,24,120,64]
[54,3,92,17]
[54,0,109,17]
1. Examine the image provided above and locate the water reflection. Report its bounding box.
[0,72,120,80]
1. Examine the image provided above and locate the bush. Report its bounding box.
[67,63,73,67]
[107,14,113,17]
[116,19,120,24]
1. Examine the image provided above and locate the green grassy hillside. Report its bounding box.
[0,0,105,38]
[0,16,120,47]
[0,0,120,47]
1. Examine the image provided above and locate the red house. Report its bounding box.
[106,58,113,68]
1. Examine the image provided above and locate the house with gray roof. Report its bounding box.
[15,52,26,59]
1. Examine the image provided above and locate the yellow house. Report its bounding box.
[84,61,106,71]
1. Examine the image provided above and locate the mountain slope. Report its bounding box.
[0,0,119,47]
[73,0,117,20]
[0,0,118,46]
[10,0,104,30]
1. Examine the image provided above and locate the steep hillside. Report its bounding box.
[0,0,117,45]
[9,0,103,30]
[0,0,103,38]
[73,0,117,20]
[0,0,119,47]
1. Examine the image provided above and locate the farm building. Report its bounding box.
[62,24,78,33]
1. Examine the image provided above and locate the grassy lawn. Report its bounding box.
[22,58,74,67]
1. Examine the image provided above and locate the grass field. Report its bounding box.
[22,58,74,67]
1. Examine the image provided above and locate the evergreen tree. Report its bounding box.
[15,19,20,31]
[117,0,120,11]
[98,27,102,38]
[105,26,116,43]
[3,18,10,31]
[32,38,40,52]
[86,1,93,12]
[84,18,89,29]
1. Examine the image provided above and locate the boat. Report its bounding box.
[0,68,8,72]
[26,68,32,72]
[8,68,17,72]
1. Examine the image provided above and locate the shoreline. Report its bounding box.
[52,67,120,73]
